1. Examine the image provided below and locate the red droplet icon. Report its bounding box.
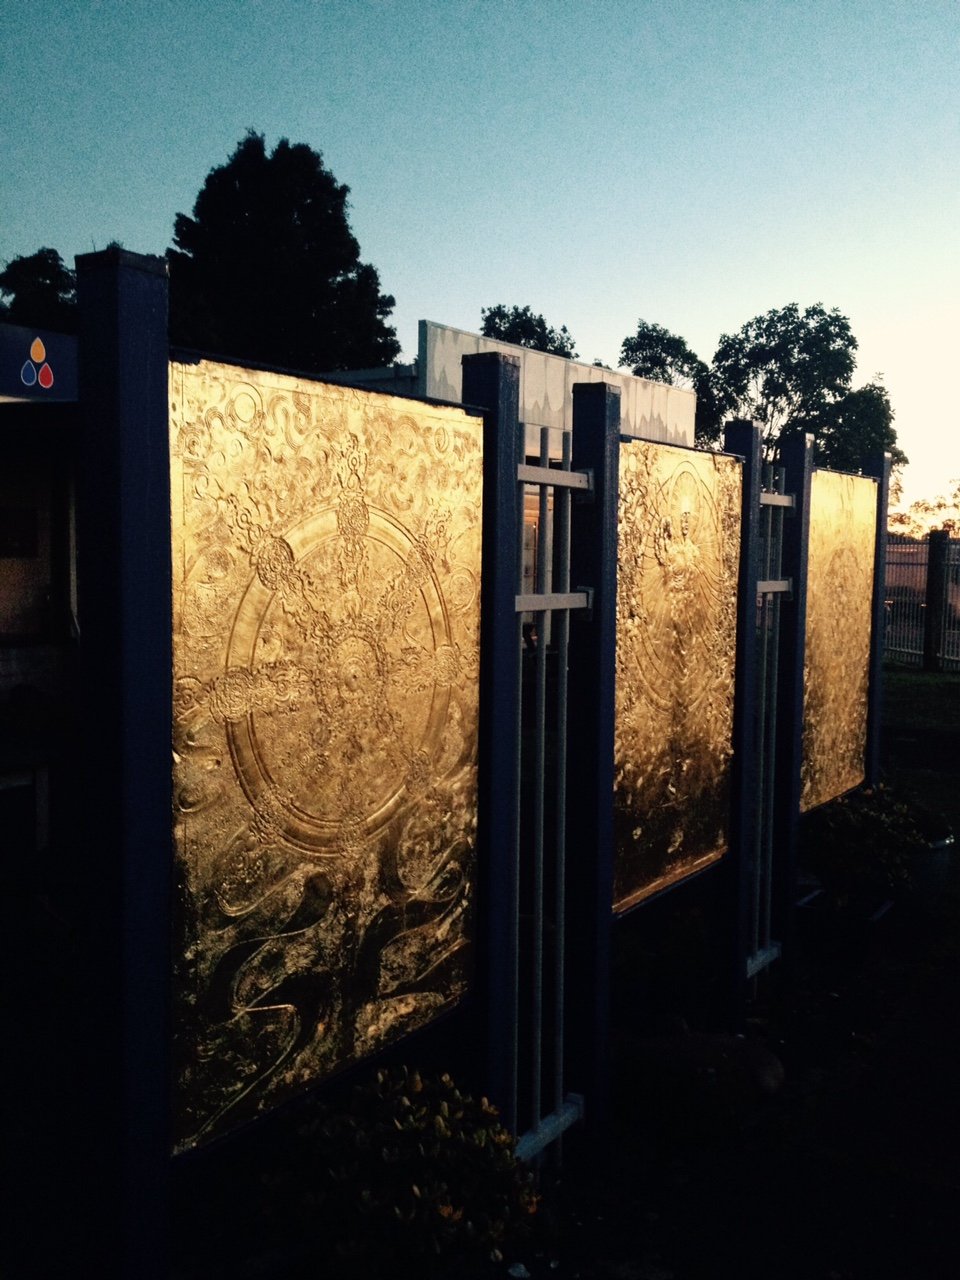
[38,363,54,389]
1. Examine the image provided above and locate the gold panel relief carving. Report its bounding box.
[614,443,742,911]
[801,470,877,812]
[170,362,483,1151]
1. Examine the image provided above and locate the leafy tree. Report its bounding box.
[889,478,960,539]
[619,319,702,387]
[480,304,577,358]
[0,247,77,331]
[618,319,722,446]
[169,132,400,371]
[816,379,906,471]
[711,302,859,459]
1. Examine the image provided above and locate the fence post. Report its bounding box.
[864,452,892,785]
[773,433,814,968]
[923,529,950,673]
[462,351,523,1132]
[75,248,171,1279]
[723,419,763,1019]
[566,381,620,1129]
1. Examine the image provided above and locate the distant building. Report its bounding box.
[333,320,696,456]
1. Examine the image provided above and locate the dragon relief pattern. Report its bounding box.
[800,470,877,813]
[169,362,483,1151]
[615,443,742,911]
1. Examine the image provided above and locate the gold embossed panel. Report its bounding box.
[614,443,742,911]
[800,470,877,812]
[170,361,483,1151]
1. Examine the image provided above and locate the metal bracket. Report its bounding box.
[572,467,595,503]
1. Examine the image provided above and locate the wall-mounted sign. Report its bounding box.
[0,323,77,403]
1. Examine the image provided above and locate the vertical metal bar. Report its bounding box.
[761,471,786,949]
[753,467,774,957]
[774,435,814,967]
[863,452,891,787]
[567,382,620,1130]
[923,529,950,674]
[723,419,762,1010]
[553,430,572,1117]
[462,351,523,1133]
[76,248,172,1280]
[530,428,551,1129]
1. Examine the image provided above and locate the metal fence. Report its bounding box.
[884,532,960,671]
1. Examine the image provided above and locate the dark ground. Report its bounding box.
[8,669,959,1277]
[536,666,960,1280]
[169,667,959,1280]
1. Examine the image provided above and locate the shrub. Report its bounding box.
[799,783,927,906]
[264,1065,539,1278]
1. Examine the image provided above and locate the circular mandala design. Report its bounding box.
[337,495,370,539]
[210,668,256,722]
[225,506,453,853]
[255,537,296,590]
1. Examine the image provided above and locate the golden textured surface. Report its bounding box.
[800,470,877,812]
[614,444,742,911]
[170,361,483,1151]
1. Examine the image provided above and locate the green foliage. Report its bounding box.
[480,303,577,358]
[711,302,858,459]
[264,1065,539,1277]
[168,131,400,372]
[0,247,77,331]
[618,318,722,446]
[620,302,906,468]
[889,477,960,537]
[799,784,928,906]
[817,379,906,471]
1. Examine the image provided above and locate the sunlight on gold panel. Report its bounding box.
[801,470,877,813]
[614,443,741,911]
[169,361,483,1151]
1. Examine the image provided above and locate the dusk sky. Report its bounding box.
[2,0,957,505]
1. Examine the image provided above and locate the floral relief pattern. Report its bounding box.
[615,443,742,911]
[170,362,483,1151]
[800,470,877,813]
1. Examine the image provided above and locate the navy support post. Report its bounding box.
[75,249,172,1279]
[772,433,814,971]
[723,420,763,1020]
[864,452,892,783]
[463,351,524,1132]
[566,381,620,1131]
[923,529,951,674]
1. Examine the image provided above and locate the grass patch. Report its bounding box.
[881,665,960,840]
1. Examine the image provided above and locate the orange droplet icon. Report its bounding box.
[30,337,46,362]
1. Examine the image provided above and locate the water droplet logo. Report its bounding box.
[21,337,54,390]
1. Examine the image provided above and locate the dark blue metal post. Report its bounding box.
[463,351,523,1132]
[864,452,892,785]
[566,382,620,1128]
[723,420,763,1019]
[75,249,171,1279]
[923,529,951,674]
[772,434,814,966]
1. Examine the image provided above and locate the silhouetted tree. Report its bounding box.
[711,303,859,460]
[480,304,577,358]
[0,247,77,331]
[619,319,722,446]
[168,132,400,371]
[816,379,905,471]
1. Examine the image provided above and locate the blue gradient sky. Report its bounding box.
[2,0,957,503]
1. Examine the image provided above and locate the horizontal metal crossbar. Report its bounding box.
[515,591,591,613]
[758,578,792,595]
[760,492,796,508]
[514,1094,585,1162]
[517,463,593,491]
